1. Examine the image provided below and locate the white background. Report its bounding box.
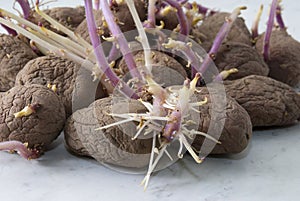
[0,1,300,201]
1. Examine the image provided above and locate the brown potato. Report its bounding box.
[192,87,252,155]
[156,8,179,31]
[0,34,37,92]
[214,42,269,80]
[0,84,65,151]
[225,75,300,127]
[29,6,86,36]
[255,29,300,87]
[15,55,107,117]
[64,97,152,168]
[118,51,188,87]
[65,86,252,162]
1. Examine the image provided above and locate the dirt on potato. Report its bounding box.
[192,87,252,155]
[118,51,187,87]
[64,97,152,168]
[0,34,37,92]
[29,6,86,36]
[15,55,107,117]
[0,84,65,150]
[214,42,269,80]
[225,75,300,127]
[255,29,300,87]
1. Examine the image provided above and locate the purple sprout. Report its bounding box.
[0,17,17,35]
[15,0,31,19]
[263,0,278,61]
[84,0,139,99]
[276,3,285,29]
[199,7,247,75]
[100,0,143,81]
[0,141,40,160]
[107,43,121,63]
[164,0,190,36]
[184,1,217,16]
[144,0,157,28]
[94,0,100,10]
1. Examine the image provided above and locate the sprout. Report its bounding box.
[84,0,139,99]
[164,0,190,36]
[276,1,285,30]
[14,104,41,118]
[15,0,31,19]
[199,6,247,74]
[99,0,143,81]
[144,0,157,28]
[184,1,217,17]
[251,4,264,41]
[0,141,40,160]
[263,0,279,61]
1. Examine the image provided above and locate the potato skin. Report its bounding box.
[29,7,86,36]
[64,97,152,168]
[118,51,187,86]
[197,12,252,51]
[0,85,65,150]
[214,42,269,80]
[255,29,300,87]
[225,75,300,127]
[192,87,252,154]
[15,55,107,117]
[0,34,37,92]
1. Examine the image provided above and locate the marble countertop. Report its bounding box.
[1,1,300,201]
[1,125,300,201]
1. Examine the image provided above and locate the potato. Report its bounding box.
[0,84,65,150]
[118,51,188,86]
[65,87,252,162]
[192,87,252,154]
[29,6,86,36]
[255,29,300,87]
[214,42,269,80]
[0,34,37,92]
[64,97,152,168]
[225,75,300,127]
[15,55,107,117]
[156,8,179,31]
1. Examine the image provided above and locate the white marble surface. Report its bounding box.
[1,1,300,201]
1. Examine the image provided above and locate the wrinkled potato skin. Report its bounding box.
[225,75,300,127]
[255,29,300,87]
[192,87,252,154]
[0,34,37,92]
[64,97,152,168]
[15,55,107,117]
[0,85,65,150]
[29,7,86,36]
[215,42,269,80]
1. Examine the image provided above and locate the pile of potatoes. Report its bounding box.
[0,0,299,169]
